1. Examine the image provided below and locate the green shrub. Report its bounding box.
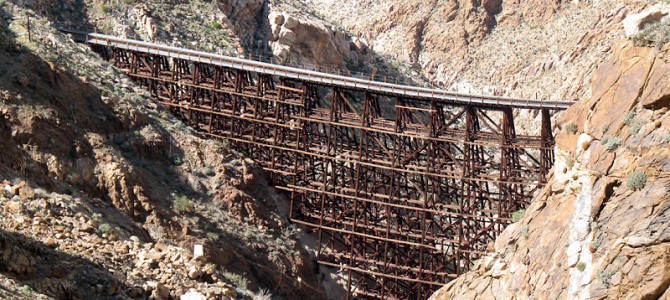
[627,172,648,191]
[597,269,614,287]
[566,123,578,134]
[631,20,670,47]
[565,156,575,169]
[212,22,223,30]
[98,223,113,234]
[511,209,526,222]
[173,196,194,213]
[223,271,249,290]
[207,232,219,241]
[590,240,600,251]
[101,5,113,14]
[576,262,586,272]
[601,136,621,151]
[520,225,529,239]
[202,166,215,177]
[630,122,642,134]
[623,111,636,126]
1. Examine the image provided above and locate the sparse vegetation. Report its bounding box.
[565,156,575,169]
[173,195,194,213]
[627,172,648,191]
[20,285,33,294]
[630,122,642,134]
[632,19,670,47]
[520,225,529,239]
[211,22,223,30]
[601,136,621,151]
[202,166,215,177]
[597,269,614,288]
[663,135,670,143]
[101,5,113,14]
[623,111,636,126]
[566,123,578,134]
[253,288,273,300]
[98,223,113,234]
[223,271,249,291]
[576,262,586,272]
[590,239,601,251]
[207,232,219,241]
[512,209,526,222]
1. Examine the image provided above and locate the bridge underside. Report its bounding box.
[94,46,556,299]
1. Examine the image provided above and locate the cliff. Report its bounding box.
[430,40,670,299]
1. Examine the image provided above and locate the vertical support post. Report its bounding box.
[540,109,554,183]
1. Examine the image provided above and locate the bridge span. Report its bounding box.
[62,29,573,299]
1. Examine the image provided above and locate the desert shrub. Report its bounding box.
[512,209,526,222]
[663,135,670,143]
[206,232,219,241]
[253,289,272,300]
[566,123,578,134]
[223,271,249,290]
[520,225,529,239]
[632,20,670,47]
[597,269,614,287]
[630,122,642,134]
[101,5,113,14]
[98,223,113,234]
[565,156,575,169]
[173,195,194,213]
[576,262,586,272]
[601,136,621,151]
[202,166,215,177]
[627,172,648,191]
[590,240,601,251]
[623,111,636,126]
[212,22,222,30]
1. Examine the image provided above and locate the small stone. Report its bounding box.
[127,287,143,298]
[130,235,141,243]
[44,237,58,248]
[188,266,202,280]
[180,290,206,300]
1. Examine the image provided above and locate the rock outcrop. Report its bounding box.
[268,11,350,67]
[430,40,670,300]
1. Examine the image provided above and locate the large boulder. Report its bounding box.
[268,12,351,68]
[622,4,670,37]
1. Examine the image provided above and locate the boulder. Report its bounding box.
[622,4,670,37]
[180,290,206,300]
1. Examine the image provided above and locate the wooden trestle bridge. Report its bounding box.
[62,29,572,299]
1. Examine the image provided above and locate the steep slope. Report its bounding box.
[0,2,327,299]
[268,0,654,100]
[430,40,670,299]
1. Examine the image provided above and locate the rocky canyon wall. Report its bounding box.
[430,40,670,300]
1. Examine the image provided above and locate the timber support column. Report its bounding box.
[540,109,554,183]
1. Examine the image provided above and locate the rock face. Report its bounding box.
[430,41,670,300]
[268,11,351,67]
[268,10,374,72]
[0,3,327,299]
[217,0,266,44]
[271,0,652,99]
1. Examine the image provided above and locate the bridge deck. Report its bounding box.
[59,28,573,110]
